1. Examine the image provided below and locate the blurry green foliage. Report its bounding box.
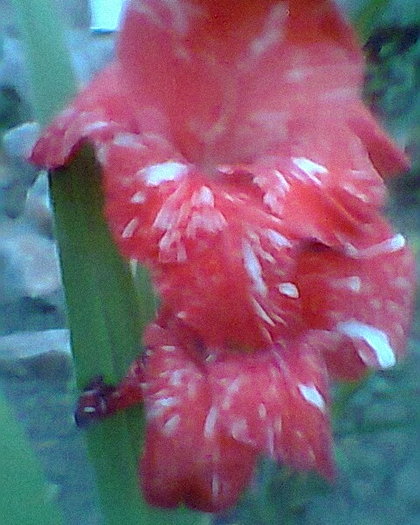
[0,86,29,132]
[0,388,64,525]
[364,23,419,167]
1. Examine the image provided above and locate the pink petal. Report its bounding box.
[296,224,416,379]
[141,322,257,512]
[209,333,334,479]
[141,426,256,512]
[348,102,410,177]
[104,159,303,348]
[150,176,303,349]
[250,120,389,248]
[118,0,364,168]
[101,132,183,261]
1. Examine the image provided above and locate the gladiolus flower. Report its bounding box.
[31,0,415,513]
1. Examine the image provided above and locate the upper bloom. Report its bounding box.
[31,0,415,513]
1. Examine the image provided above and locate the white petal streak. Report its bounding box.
[258,403,267,419]
[292,157,328,184]
[131,0,204,35]
[344,234,406,259]
[158,230,187,262]
[298,383,326,411]
[113,132,146,149]
[153,185,185,230]
[277,282,299,298]
[249,3,286,57]
[82,120,109,134]
[265,229,292,248]
[161,345,176,352]
[204,406,219,439]
[162,414,181,436]
[130,191,146,204]
[273,169,291,191]
[331,276,362,293]
[122,218,139,238]
[191,186,215,207]
[140,161,188,186]
[154,396,179,408]
[336,320,396,368]
[252,298,275,326]
[243,241,267,295]
[212,473,221,499]
[185,209,227,237]
[231,418,249,441]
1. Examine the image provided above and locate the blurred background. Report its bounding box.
[0,1,418,524]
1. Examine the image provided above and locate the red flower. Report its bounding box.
[139,319,333,512]
[32,0,415,513]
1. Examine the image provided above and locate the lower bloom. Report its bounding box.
[136,318,334,512]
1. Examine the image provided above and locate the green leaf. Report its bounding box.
[0,388,64,525]
[10,0,76,126]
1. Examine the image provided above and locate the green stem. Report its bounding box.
[49,148,147,523]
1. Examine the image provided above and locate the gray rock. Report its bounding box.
[1,123,41,216]
[23,172,54,236]
[2,122,40,159]
[0,219,61,303]
[0,328,72,378]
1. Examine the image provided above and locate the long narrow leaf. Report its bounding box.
[10,0,76,127]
